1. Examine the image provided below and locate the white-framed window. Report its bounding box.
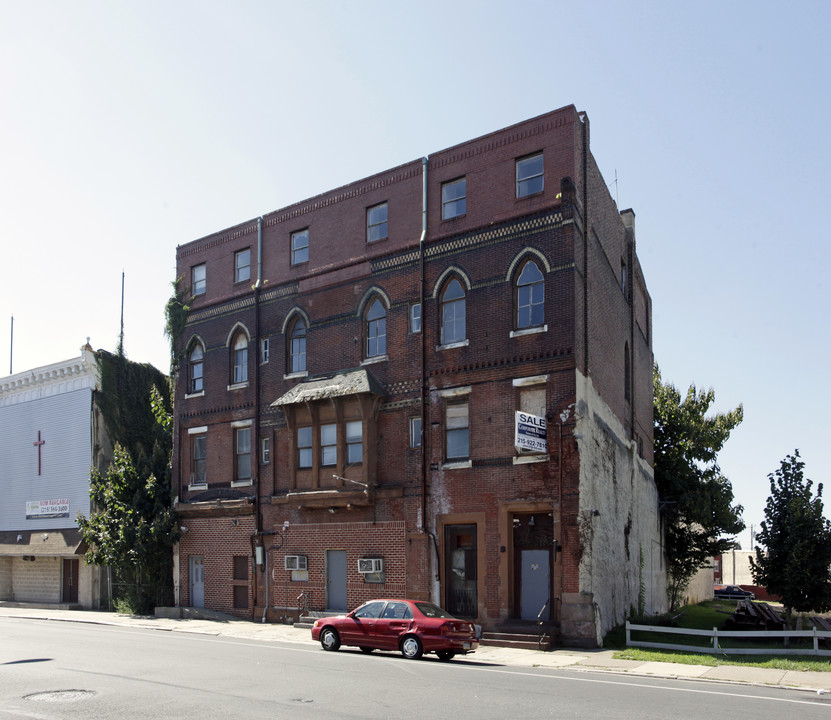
[192,264,206,296]
[365,299,386,358]
[188,343,204,394]
[442,177,466,219]
[446,402,469,460]
[409,416,422,449]
[297,426,313,468]
[320,423,337,467]
[291,229,309,265]
[516,153,544,197]
[235,427,251,483]
[516,260,544,329]
[235,249,251,283]
[260,337,270,364]
[232,333,248,384]
[441,278,466,345]
[261,436,271,465]
[288,318,307,373]
[346,420,363,464]
[191,433,207,485]
[367,202,388,242]
[409,303,421,333]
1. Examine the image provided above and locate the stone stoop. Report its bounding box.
[296,611,342,629]
[480,624,559,651]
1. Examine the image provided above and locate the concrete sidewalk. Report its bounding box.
[1,604,828,694]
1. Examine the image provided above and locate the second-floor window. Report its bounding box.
[365,299,386,358]
[191,434,206,484]
[297,427,313,468]
[446,403,469,460]
[367,202,388,242]
[346,420,363,464]
[235,249,251,283]
[235,427,251,482]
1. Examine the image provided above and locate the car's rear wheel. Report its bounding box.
[400,635,423,660]
[359,647,374,654]
[320,627,341,651]
[436,650,456,662]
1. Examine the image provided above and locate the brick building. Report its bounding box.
[172,105,667,646]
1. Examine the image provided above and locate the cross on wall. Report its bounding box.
[33,431,45,476]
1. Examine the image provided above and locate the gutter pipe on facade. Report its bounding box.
[255,216,264,618]
[418,158,441,583]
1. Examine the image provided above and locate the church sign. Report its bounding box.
[514,411,547,453]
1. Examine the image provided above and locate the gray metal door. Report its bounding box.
[189,556,205,608]
[520,549,550,620]
[326,550,347,611]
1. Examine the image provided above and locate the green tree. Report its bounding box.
[78,386,179,613]
[751,451,831,615]
[653,365,745,610]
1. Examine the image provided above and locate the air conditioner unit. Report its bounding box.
[358,558,383,574]
[284,555,307,571]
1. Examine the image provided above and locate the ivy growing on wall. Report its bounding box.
[164,276,191,375]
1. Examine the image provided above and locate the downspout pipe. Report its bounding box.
[254,216,264,618]
[418,157,441,583]
[419,158,428,533]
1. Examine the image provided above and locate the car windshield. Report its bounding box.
[414,602,455,619]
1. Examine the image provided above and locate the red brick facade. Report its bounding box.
[172,106,660,643]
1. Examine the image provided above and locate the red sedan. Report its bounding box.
[311,599,479,661]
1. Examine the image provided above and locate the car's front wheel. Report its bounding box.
[400,635,423,660]
[320,627,341,651]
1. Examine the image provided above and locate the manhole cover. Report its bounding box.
[25,690,96,703]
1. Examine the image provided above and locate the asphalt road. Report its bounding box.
[2,616,830,719]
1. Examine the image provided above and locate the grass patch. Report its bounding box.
[604,600,831,672]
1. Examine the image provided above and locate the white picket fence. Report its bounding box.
[625,621,831,656]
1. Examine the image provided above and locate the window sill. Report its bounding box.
[227,382,249,391]
[510,325,547,338]
[441,213,466,222]
[188,483,208,491]
[442,460,472,470]
[231,479,253,488]
[185,391,205,399]
[284,371,308,380]
[437,340,469,351]
[513,454,550,465]
[361,354,388,366]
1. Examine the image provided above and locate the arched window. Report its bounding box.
[441,278,466,345]
[516,260,544,329]
[188,343,204,394]
[289,318,307,374]
[231,333,248,384]
[365,299,386,358]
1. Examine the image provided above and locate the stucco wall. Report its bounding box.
[573,371,667,644]
[686,563,715,604]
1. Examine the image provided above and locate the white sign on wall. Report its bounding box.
[515,411,547,453]
[26,498,70,519]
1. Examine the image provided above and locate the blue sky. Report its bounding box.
[2,0,828,547]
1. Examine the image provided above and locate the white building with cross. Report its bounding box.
[0,343,111,608]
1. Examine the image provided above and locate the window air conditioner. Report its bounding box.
[284,555,307,571]
[358,558,383,574]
